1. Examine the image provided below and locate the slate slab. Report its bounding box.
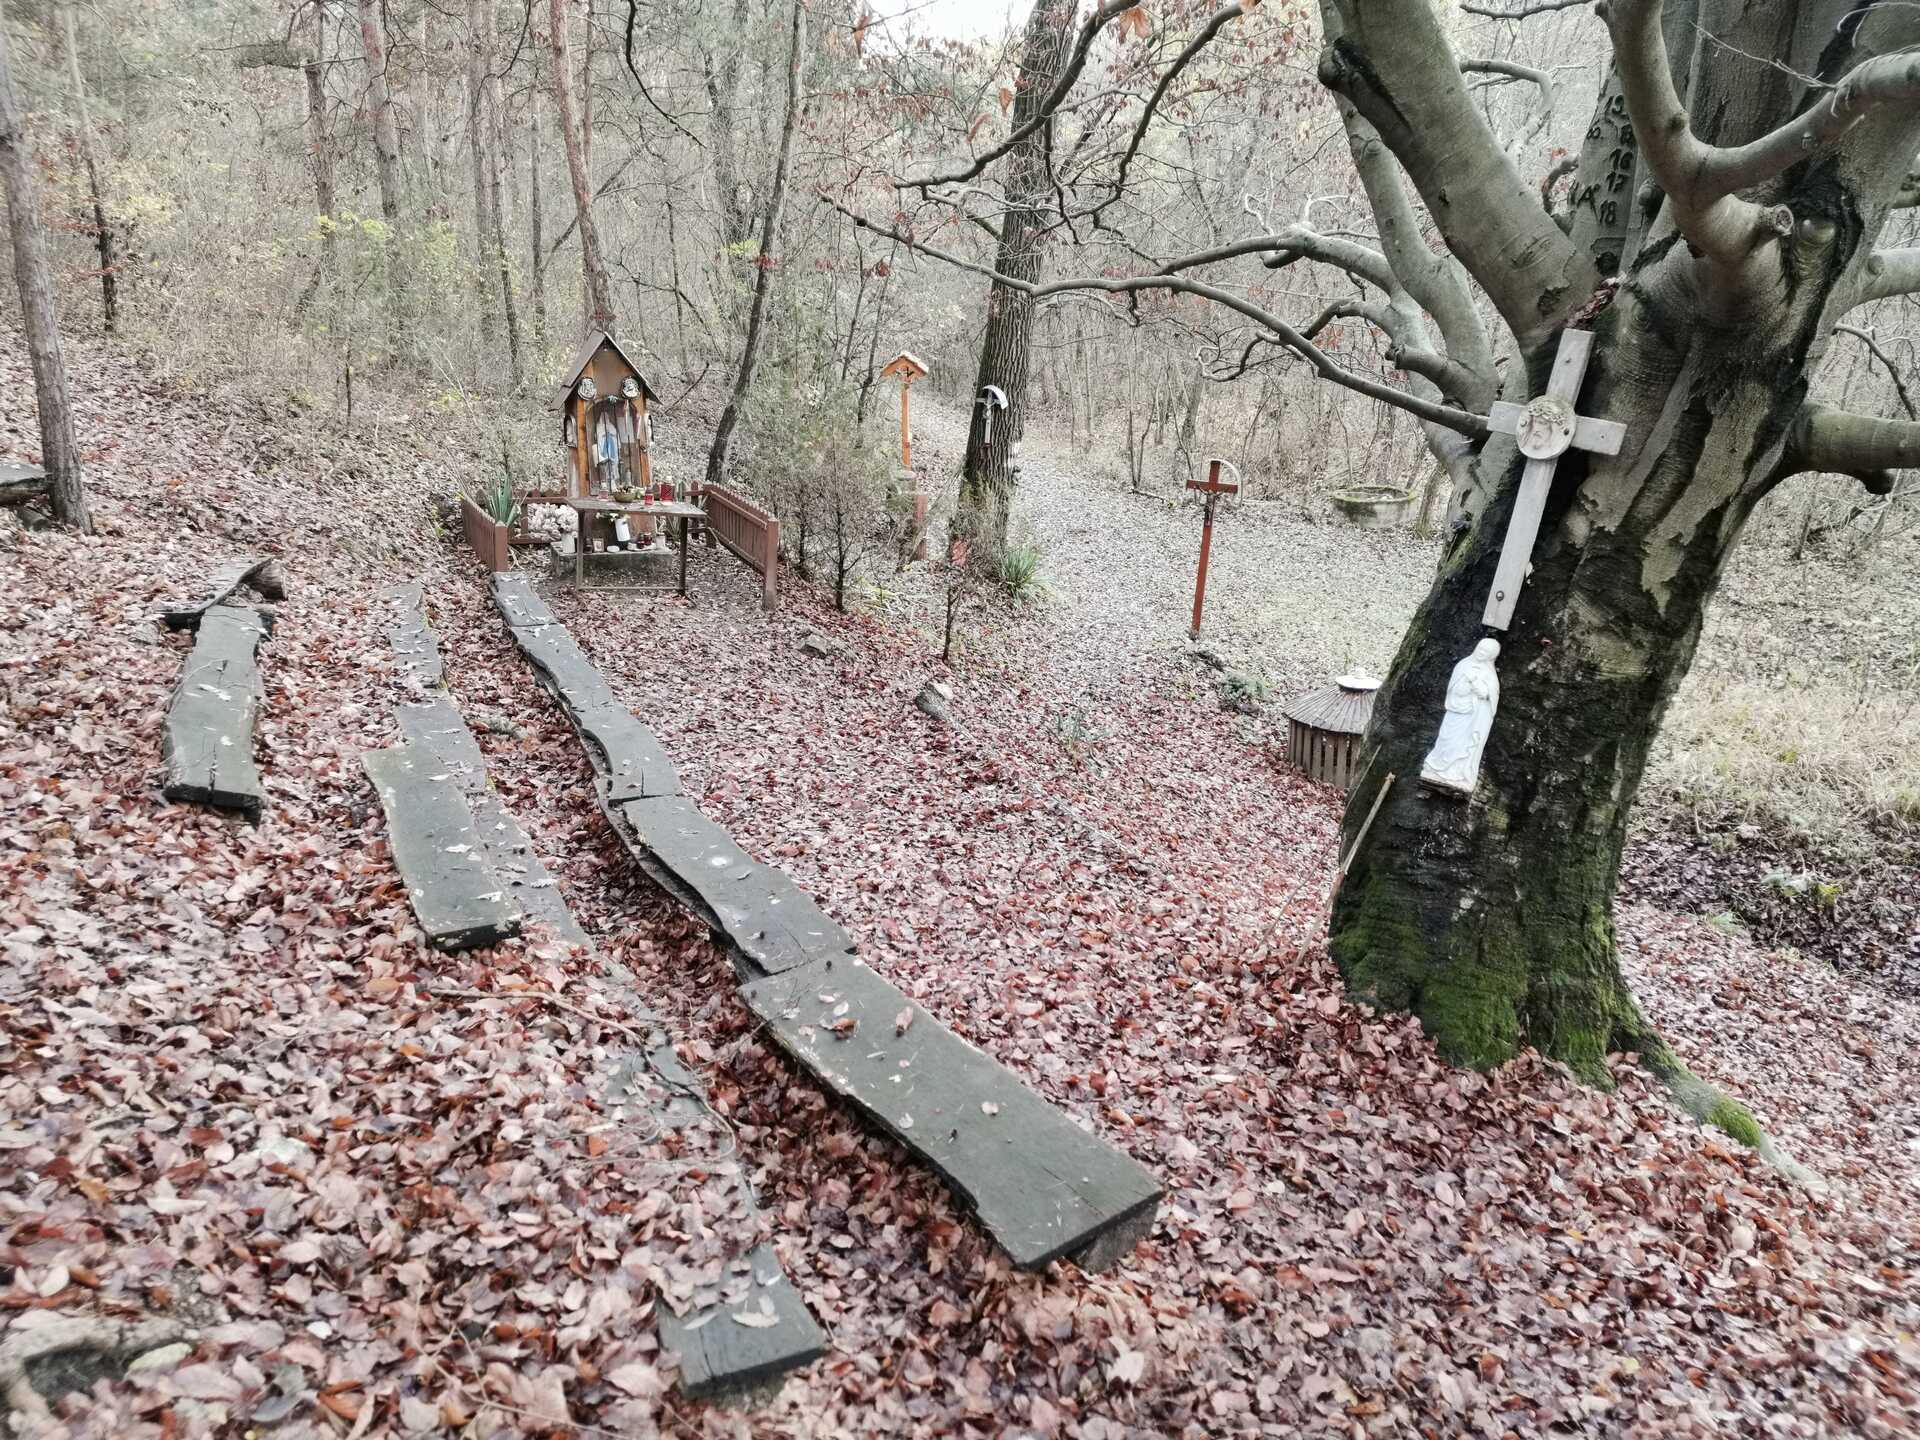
[741,956,1162,1271]
[658,1245,829,1403]
[159,556,282,630]
[362,743,521,950]
[490,579,1160,1273]
[161,604,271,820]
[616,796,855,975]
[604,1052,827,1404]
[387,582,444,688]
[504,609,679,801]
[491,572,559,630]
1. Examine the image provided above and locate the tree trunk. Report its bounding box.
[300,5,336,309]
[1175,362,1204,455]
[466,0,500,348]
[0,5,87,532]
[957,0,1072,555]
[475,0,523,385]
[355,0,410,352]
[549,0,614,334]
[1335,241,1901,1123]
[527,104,549,349]
[59,3,114,333]
[703,0,805,487]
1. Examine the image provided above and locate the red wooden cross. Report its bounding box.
[1185,457,1240,639]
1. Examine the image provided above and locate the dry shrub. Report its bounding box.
[1650,672,1920,846]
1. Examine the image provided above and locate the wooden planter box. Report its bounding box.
[460,496,512,573]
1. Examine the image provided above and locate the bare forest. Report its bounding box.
[1,0,1918,1434]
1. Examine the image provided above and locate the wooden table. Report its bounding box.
[562,496,705,595]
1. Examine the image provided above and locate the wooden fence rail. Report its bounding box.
[698,483,780,610]
[459,495,511,573]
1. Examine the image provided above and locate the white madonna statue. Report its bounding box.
[1421,639,1500,795]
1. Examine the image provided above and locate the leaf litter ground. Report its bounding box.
[1,334,1916,1438]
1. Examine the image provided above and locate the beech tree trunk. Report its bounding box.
[0,6,87,532]
[355,0,410,350]
[59,3,114,333]
[302,6,336,296]
[466,0,501,346]
[549,0,614,334]
[703,0,805,487]
[957,0,1074,555]
[527,105,549,348]
[478,0,524,386]
[1321,0,1920,1138]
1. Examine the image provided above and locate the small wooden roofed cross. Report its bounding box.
[557,330,659,500]
[878,351,929,470]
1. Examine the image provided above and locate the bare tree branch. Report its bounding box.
[1254,227,1396,291]
[1834,323,1919,420]
[1091,1,1250,230]
[1460,0,1589,17]
[1461,57,1555,153]
[1334,98,1497,406]
[1849,248,1920,309]
[898,0,1141,193]
[1304,297,1486,401]
[1780,402,1920,492]
[1317,0,1594,340]
[1459,56,1554,109]
[1603,0,1920,264]
[818,190,1493,438]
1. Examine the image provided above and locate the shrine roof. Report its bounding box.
[556,331,658,407]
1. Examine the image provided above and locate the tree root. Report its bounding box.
[0,1316,194,1430]
[1622,1023,1821,1187]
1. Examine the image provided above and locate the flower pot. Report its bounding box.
[1331,484,1415,530]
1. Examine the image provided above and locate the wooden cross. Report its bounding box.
[1417,328,1624,799]
[1478,328,1625,629]
[879,352,928,470]
[1185,457,1240,639]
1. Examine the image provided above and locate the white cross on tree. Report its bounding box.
[1420,329,1625,797]
[1479,329,1626,630]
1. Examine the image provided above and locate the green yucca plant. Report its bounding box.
[473,473,518,527]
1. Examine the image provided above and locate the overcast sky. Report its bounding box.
[868,0,1021,42]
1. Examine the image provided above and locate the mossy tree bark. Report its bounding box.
[1324,0,1920,1125]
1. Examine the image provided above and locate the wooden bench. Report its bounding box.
[162,605,272,820]
[491,575,1163,1272]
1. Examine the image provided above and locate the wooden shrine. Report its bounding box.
[879,351,928,469]
[558,330,658,499]
[880,351,931,562]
